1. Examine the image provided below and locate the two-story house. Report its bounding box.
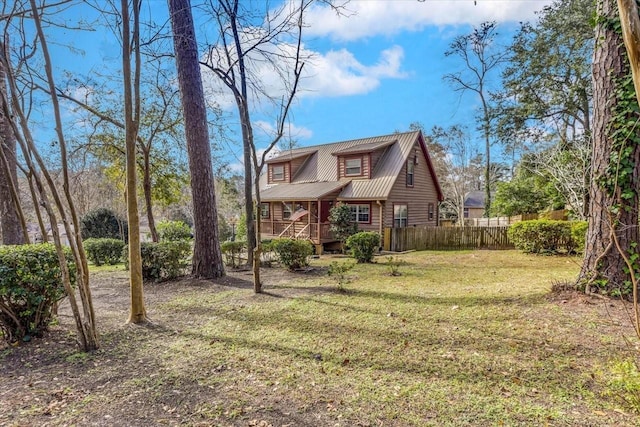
[258,130,444,252]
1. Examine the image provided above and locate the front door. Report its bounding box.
[320,200,333,223]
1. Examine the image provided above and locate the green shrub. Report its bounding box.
[83,238,125,266]
[507,220,572,254]
[569,221,588,254]
[261,239,278,267]
[81,208,127,241]
[221,241,246,268]
[124,241,191,281]
[157,220,192,242]
[271,238,313,271]
[327,260,356,291]
[0,244,75,342]
[346,231,380,263]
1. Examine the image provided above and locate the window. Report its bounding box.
[345,158,362,176]
[394,204,408,228]
[406,159,415,186]
[282,202,293,220]
[261,202,270,219]
[463,208,469,219]
[349,204,370,223]
[428,203,434,221]
[272,164,285,181]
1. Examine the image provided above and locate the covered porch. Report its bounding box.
[259,199,337,246]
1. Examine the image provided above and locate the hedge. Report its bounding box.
[0,244,75,342]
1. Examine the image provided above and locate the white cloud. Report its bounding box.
[201,36,407,108]
[300,45,406,98]
[303,0,554,41]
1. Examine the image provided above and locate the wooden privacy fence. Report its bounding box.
[384,226,513,252]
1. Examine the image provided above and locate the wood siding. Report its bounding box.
[345,201,382,234]
[385,142,439,228]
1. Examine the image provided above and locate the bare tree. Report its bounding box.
[201,0,310,292]
[444,21,507,217]
[427,125,479,225]
[167,0,224,279]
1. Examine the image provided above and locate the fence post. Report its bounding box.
[383,228,391,251]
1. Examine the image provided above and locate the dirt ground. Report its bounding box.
[0,267,341,427]
[0,264,638,426]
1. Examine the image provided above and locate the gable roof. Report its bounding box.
[259,130,444,202]
[464,191,486,209]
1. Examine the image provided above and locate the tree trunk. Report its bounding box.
[142,151,159,242]
[578,0,640,295]
[168,0,224,278]
[122,0,147,324]
[0,52,25,245]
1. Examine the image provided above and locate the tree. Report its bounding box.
[492,0,593,218]
[201,0,308,292]
[0,45,26,245]
[492,165,558,216]
[328,203,358,250]
[577,0,640,298]
[444,21,507,217]
[56,53,190,243]
[524,136,591,219]
[494,0,593,152]
[120,0,148,324]
[1,0,98,350]
[168,0,224,279]
[427,125,480,224]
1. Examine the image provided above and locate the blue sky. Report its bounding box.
[196,0,555,171]
[38,0,554,172]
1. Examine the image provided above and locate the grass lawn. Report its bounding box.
[1,250,638,426]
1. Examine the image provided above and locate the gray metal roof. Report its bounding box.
[260,181,348,201]
[266,149,317,164]
[258,130,441,201]
[464,191,486,208]
[330,139,396,156]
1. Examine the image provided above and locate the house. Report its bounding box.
[463,190,486,220]
[258,130,444,252]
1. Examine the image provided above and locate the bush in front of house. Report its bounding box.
[221,241,246,268]
[84,238,125,266]
[0,244,75,342]
[271,238,313,271]
[157,220,192,242]
[508,220,574,254]
[124,241,191,281]
[81,207,127,241]
[346,231,380,263]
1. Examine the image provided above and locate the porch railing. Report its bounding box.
[261,220,334,242]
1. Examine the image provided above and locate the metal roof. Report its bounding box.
[260,181,348,201]
[265,149,317,164]
[464,191,486,208]
[258,130,443,201]
[331,139,396,156]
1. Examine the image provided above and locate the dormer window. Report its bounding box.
[272,164,285,181]
[345,158,362,176]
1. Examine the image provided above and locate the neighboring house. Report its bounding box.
[463,190,486,219]
[258,130,444,252]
